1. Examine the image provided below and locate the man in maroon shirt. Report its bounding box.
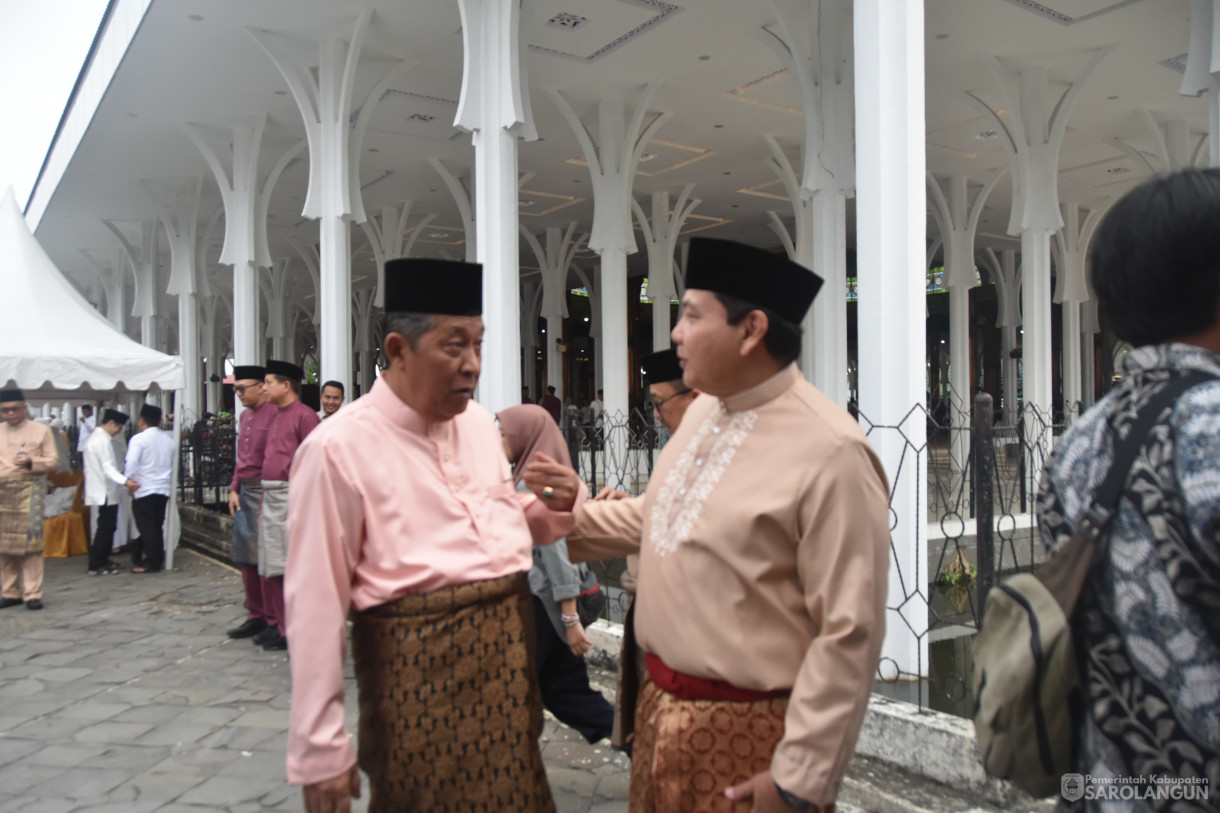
[225,365,276,641]
[257,360,320,651]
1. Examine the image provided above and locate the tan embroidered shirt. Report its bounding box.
[0,419,59,480]
[568,364,890,806]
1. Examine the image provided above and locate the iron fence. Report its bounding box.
[176,415,237,512]
[173,397,1070,718]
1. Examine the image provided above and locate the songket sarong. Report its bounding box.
[0,478,46,557]
[350,572,554,813]
[257,480,288,577]
[630,671,790,813]
[231,480,261,566]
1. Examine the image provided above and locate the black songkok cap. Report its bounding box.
[383,257,483,316]
[684,238,823,325]
[0,387,24,402]
[140,404,162,424]
[266,360,304,381]
[232,365,265,382]
[641,349,683,385]
[102,409,129,426]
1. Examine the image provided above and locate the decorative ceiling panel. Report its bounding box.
[999,0,1147,26]
[527,0,681,62]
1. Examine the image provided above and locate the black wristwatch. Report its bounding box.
[774,782,814,811]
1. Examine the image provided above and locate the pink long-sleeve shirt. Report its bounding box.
[283,377,586,785]
[228,400,276,492]
[261,399,319,482]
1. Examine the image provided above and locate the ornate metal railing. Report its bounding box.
[176,416,237,512]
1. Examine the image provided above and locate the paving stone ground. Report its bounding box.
[0,550,630,813]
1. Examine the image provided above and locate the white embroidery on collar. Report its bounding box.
[650,403,758,557]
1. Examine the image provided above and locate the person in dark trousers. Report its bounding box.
[125,404,175,573]
[498,404,614,745]
[81,409,131,575]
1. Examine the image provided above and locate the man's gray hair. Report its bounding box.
[383,311,436,351]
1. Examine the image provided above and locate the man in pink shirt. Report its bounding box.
[257,359,320,652]
[225,365,276,641]
[284,258,584,813]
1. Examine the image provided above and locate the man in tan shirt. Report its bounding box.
[550,238,891,812]
[0,387,60,609]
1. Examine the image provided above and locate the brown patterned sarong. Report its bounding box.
[630,678,788,813]
[350,572,555,813]
[0,478,46,557]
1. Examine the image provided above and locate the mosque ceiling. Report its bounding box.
[29,0,1207,313]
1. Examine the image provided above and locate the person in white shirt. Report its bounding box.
[82,409,134,575]
[125,404,175,573]
[76,405,96,455]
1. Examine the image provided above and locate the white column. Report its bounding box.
[182,116,296,370]
[550,88,670,425]
[202,295,222,412]
[631,186,699,351]
[81,250,128,334]
[251,13,404,393]
[1181,0,1220,166]
[928,173,1004,467]
[359,202,436,308]
[455,0,540,415]
[1081,301,1099,407]
[809,191,850,405]
[854,0,927,678]
[522,223,588,402]
[147,179,203,419]
[428,160,478,263]
[1021,228,1053,426]
[1061,302,1081,420]
[178,293,200,417]
[759,0,855,407]
[353,288,377,395]
[965,51,1108,454]
[1052,201,1107,424]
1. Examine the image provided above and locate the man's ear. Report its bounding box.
[738,309,769,357]
[384,332,409,365]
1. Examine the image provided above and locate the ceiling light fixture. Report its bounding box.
[546,12,589,30]
[975,129,999,140]
[1105,166,1130,175]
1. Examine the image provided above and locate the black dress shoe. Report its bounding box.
[261,633,288,651]
[227,618,269,639]
[25,599,43,610]
[252,626,280,646]
[0,598,22,609]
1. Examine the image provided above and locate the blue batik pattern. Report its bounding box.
[1037,344,1220,812]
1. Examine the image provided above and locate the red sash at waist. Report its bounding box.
[644,653,791,703]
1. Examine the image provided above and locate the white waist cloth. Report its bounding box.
[258,480,289,577]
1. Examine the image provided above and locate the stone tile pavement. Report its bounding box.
[0,550,630,812]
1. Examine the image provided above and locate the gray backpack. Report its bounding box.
[972,371,1214,797]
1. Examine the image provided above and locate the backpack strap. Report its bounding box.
[1037,369,1217,614]
[1080,370,1217,539]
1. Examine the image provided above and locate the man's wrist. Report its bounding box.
[774,782,815,811]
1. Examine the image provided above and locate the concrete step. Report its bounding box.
[840,754,1056,813]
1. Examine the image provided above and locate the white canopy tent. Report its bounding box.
[0,187,187,568]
